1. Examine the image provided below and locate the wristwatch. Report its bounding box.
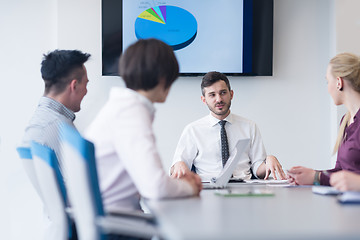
[313,170,321,185]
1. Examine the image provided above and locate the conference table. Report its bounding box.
[145,181,360,240]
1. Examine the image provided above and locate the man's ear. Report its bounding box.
[69,79,77,92]
[230,90,234,100]
[201,95,206,104]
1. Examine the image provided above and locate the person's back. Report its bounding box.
[86,87,156,210]
[22,97,76,158]
[85,39,202,212]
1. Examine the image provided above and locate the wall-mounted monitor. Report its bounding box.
[102,0,273,76]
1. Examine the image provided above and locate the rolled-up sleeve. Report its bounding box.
[248,124,266,178]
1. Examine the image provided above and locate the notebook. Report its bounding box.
[202,139,250,189]
[312,186,342,195]
[338,191,360,204]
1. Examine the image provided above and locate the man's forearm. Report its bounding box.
[256,162,266,179]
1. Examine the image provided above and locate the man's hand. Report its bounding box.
[181,172,202,196]
[258,155,286,180]
[170,161,191,178]
[264,155,286,180]
[287,166,315,185]
[330,170,360,191]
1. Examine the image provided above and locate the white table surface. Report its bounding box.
[145,183,360,240]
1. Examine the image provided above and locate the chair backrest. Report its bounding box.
[60,123,105,240]
[16,147,44,201]
[30,141,72,240]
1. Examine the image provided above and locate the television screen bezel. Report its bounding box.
[101,0,273,77]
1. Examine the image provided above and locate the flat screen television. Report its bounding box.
[102,0,273,76]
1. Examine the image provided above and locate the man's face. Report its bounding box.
[72,65,89,112]
[201,80,233,119]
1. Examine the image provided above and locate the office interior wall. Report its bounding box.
[335,0,360,55]
[0,1,57,239]
[66,0,335,172]
[331,0,360,165]
[152,0,334,171]
[0,0,346,239]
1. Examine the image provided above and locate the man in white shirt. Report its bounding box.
[85,39,202,212]
[170,71,286,181]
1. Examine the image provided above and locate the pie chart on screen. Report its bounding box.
[135,5,197,50]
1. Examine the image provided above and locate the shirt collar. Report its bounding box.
[135,90,155,120]
[354,108,360,122]
[39,96,75,121]
[208,112,233,127]
[110,87,156,121]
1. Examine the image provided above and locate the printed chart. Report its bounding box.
[135,5,197,50]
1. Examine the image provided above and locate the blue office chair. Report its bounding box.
[30,141,74,240]
[16,147,44,201]
[59,123,160,240]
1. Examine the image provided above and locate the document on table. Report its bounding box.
[215,188,274,197]
[244,179,290,184]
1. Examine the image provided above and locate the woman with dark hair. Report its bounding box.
[86,39,202,212]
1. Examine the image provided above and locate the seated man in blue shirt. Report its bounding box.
[170,71,286,181]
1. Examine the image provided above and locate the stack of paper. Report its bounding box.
[215,188,274,197]
[243,179,290,187]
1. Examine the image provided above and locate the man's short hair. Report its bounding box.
[119,38,179,91]
[201,71,231,96]
[41,49,91,95]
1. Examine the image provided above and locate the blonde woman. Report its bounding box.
[288,53,360,188]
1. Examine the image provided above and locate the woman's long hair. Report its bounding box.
[330,53,360,154]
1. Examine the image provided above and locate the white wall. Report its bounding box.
[74,0,335,171]
[0,1,57,239]
[153,0,334,171]
[0,0,339,239]
[335,0,360,54]
[332,0,360,165]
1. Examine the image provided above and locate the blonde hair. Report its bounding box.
[330,53,360,154]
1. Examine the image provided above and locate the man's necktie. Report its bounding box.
[219,120,229,167]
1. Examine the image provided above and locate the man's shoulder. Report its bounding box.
[28,106,70,129]
[21,107,74,147]
[230,114,257,127]
[185,115,210,128]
